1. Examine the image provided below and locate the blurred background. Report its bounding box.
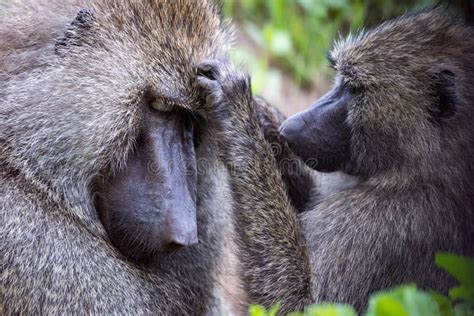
[223,0,435,116]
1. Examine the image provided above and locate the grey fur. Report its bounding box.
[198,7,474,314]
[1,0,234,314]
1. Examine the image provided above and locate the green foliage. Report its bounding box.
[248,253,474,316]
[292,304,357,316]
[224,0,434,90]
[366,286,441,316]
[250,303,282,316]
[435,253,474,305]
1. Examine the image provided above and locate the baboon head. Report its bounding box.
[280,7,474,178]
[1,0,231,262]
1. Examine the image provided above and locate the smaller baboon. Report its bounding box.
[197,6,474,313]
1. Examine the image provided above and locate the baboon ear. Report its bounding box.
[55,9,94,55]
[429,69,457,122]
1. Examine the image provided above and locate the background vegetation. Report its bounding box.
[223,0,435,115]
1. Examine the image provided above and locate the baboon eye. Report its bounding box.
[348,85,362,95]
[327,53,336,69]
[151,99,174,112]
[342,81,362,95]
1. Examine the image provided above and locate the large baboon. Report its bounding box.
[0,0,311,313]
[197,6,474,313]
[1,0,236,314]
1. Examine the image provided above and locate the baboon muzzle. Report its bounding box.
[279,84,351,172]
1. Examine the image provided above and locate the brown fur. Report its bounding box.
[0,1,309,313]
[198,7,474,314]
[0,0,235,314]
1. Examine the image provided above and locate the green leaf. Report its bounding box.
[453,303,474,316]
[268,303,281,316]
[249,305,268,316]
[430,291,453,316]
[305,304,357,316]
[268,0,286,27]
[402,287,441,316]
[449,286,474,305]
[435,253,474,289]
[222,0,234,18]
[262,23,274,48]
[366,295,409,316]
[366,285,441,316]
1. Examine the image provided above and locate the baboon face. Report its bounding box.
[40,1,230,262]
[280,9,472,176]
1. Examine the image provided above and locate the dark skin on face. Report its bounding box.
[279,69,458,174]
[279,81,352,173]
[96,99,200,263]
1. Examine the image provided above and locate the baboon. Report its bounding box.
[1,0,236,313]
[197,6,474,313]
[0,0,311,313]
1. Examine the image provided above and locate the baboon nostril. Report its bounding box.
[160,225,199,253]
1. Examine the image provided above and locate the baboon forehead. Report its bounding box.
[95,0,231,58]
[2,0,231,109]
[91,0,233,108]
[329,8,471,86]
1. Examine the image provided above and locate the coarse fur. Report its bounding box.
[212,97,317,315]
[0,0,235,314]
[197,7,474,314]
[0,1,312,313]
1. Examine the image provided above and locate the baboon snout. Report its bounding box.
[160,204,199,251]
[96,105,200,262]
[279,83,352,172]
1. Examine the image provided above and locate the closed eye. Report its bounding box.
[151,98,175,112]
[342,80,363,95]
[326,52,336,69]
